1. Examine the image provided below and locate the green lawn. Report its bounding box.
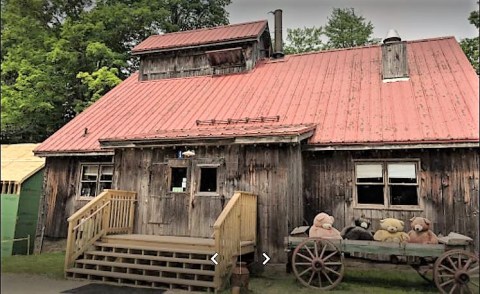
[0,253,443,293]
[1,251,65,279]
[243,265,439,294]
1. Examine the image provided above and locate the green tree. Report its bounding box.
[283,8,377,55]
[1,0,231,143]
[460,2,479,74]
[324,8,374,49]
[284,26,324,54]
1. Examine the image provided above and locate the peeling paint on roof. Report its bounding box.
[36,36,479,155]
[132,20,268,54]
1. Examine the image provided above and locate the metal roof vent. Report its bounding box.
[383,29,401,44]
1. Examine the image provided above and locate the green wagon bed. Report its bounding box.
[284,233,479,293]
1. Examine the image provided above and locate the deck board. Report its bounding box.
[102,234,255,253]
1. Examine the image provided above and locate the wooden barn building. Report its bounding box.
[34,14,479,291]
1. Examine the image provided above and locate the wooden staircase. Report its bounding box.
[66,235,217,291]
[64,190,257,292]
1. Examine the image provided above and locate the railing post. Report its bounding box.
[64,220,75,272]
[128,193,135,234]
[103,195,112,235]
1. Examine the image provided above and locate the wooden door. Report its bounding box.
[147,162,189,236]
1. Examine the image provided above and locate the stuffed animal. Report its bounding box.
[340,217,374,240]
[309,212,342,239]
[407,217,438,244]
[373,218,410,243]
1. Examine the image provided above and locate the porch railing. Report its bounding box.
[64,189,136,271]
[213,191,257,289]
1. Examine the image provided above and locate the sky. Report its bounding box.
[227,0,479,43]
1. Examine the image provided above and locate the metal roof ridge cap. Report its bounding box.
[405,36,456,44]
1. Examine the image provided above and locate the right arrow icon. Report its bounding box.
[262,252,270,265]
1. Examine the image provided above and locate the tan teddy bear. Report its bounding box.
[373,218,410,243]
[407,217,438,244]
[308,212,342,239]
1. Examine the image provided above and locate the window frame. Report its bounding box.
[77,162,114,200]
[353,159,422,210]
[196,163,221,196]
[166,159,191,195]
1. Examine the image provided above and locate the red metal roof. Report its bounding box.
[100,124,316,143]
[36,36,479,155]
[132,20,268,54]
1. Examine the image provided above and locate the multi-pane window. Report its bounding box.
[355,161,419,207]
[79,164,113,197]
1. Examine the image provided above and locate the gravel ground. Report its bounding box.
[1,273,88,294]
[0,274,171,294]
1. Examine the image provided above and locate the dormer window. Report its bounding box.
[206,47,246,74]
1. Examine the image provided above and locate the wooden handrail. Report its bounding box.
[213,191,257,289]
[64,189,136,272]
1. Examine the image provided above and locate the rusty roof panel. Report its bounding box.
[132,20,267,54]
[35,36,479,155]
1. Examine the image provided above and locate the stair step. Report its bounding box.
[94,242,214,255]
[75,259,215,276]
[84,250,214,265]
[66,267,215,288]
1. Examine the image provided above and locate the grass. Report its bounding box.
[1,254,471,293]
[240,265,439,294]
[1,251,65,279]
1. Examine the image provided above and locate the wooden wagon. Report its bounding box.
[284,233,479,293]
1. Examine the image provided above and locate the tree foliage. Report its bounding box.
[283,7,376,55]
[1,0,231,143]
[284,26,323,54]
[324,8,375,49]
[460,2,479,74]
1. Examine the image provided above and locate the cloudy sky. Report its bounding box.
[227,0,478,42]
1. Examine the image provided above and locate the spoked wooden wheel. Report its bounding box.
[434,249,479,294]
[291,238,344,290]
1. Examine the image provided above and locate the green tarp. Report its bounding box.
[1,194,20,257]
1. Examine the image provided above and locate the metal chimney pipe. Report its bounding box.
[273,9,284,58]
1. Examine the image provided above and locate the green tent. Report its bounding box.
[1,144,44,256]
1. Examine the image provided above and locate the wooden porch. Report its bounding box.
[64,189,257,292]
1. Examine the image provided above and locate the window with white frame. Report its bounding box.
[355,161,419,207]
[79,164,113,197]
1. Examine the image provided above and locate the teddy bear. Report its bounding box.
[340,217,374,240]
[407,217,438,244]
[308,212,342,239]
[373,218,410,243]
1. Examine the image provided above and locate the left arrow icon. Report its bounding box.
[211,253,219,265]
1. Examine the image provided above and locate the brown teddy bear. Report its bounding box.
[373,218,410,243]
[309,212,342,239]
[407,217,438,244]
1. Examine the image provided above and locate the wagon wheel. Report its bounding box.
[291,238,344,290]
[434,249,479,294]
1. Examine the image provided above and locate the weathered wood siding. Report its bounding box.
[36,156,113,240]
[113,144,303,262]
[139,34,270,81]
[382,41,408,79]
[303,148,479,251]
